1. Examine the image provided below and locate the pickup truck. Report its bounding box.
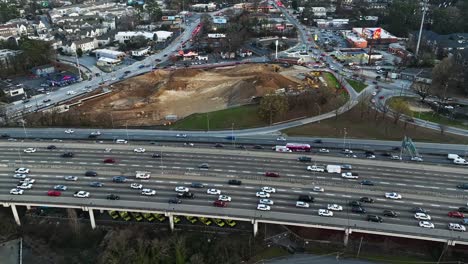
[341,172,359,179]
[307,165,325,172]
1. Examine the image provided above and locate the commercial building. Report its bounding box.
[343,27,397,48]
[115,31,173,43]
[94,49,126,60]
[31,65,55,77]
[315,18,349,28]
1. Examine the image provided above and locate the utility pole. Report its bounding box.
[74,49,82,81]
[343,128,347,150]
[415,0,429,58]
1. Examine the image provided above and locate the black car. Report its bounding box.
[341,164,352,170]
[364,150,375,156]
[237,145,246,150]
[298,156,312,162]
[228,179,242,185]
[90,182,103,187]
[298,195,314,202]
[367,215,383,222]
[47,145,56,150]
[124,70,131,74]
[214,143,224,148]
[169,198,182,204]
[360,197,374,203]
[352,206,366,214]
[88,134,98,139]
[313,139,322,144]
[61,152,74,158]
[1,134,10,138]
[360,180,374,186]
[85,171,97,177]
[383,210,398,217]
[112,176,127,183]
[107,194,120,200]
[412,207,427,214]
[177,192,194,199]
[152,153,161,158]
[458,207,468,213]
[191,182,204,188]
[456,183,468,190]
[253,145,264,149]
[348,201,361,207]
[198,163,209,169]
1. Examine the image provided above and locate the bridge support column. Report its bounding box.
[11,204,21,226]
[88,208,96,229]
[252,220,258,237]
[26,205,31,210]
[344,228,352,246]
[168,213,174,231]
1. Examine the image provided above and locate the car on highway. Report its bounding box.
[10,188,24,195]
[419,221,434,229]
[411,156,423,162]
[414,213,431,220]
[367,215,383,223]
[169,198,182,204]
[448,223,466,232]
[366,154,376,159]
[342,149,353,154]
[265,172,280,177]
[318,209,333,217]
[456,183,468,190]
[256,191,270,198]
[318,148,329,153]
[131,183,143,189]
[74,191,90,198]
[458,207,468,213]
[257,204,271,211]
[15,168,30,174]
[177,192,194,199]
[115,139,128,144]
[412,207,428,214]
[107,194,120,200]
[47,190,61,196]
[218,195,232,202]
[23,148,36,153]
[307,165,325,172]
[90,131,101,136]
[89,182,104,187]
[228,179,242,185]
[298,195,314,202]
[253,145,264,149]
[351,206,366,214]
[360,197,374,203]
[103,158,116,163]
[134,148,146,153]
[175,186,189,193]
[112,176,127,183]
[383,210,398,217]
[259,199,274,205]
[47,145,57,150]
[261,186,276,193]
[17,182,33,189]
[141,189,156,196]
[298,156,312,162]
[191,182,204,188]
[198,163,209,169]
[341,172,359,179]
[360,180,374,186]
[64,129,74,134]
[213,200,227,207]
[276,136,286,141]
[19,178,35,184]
[390,155,402,160]
[312,186,324,192]
[207,189,221,195]
[326,204,342,211]
[64,176,78,181]
[85,171,97,177]
[214,143,224,148]
[296,201,310,208]
[53,185,67,191]
[61,151,75,158]
[448,211,464,218]
[341,164,353,170]
[385,192,402,199]
[151,153,161,158]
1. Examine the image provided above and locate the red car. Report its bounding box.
[103,158,116,163]
[379,96,385,100]
[47,190,61,196]
[448,211,464,218]
[213,200,227,207]
[265,172,280,177]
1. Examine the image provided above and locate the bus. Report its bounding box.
[286,143,311,152]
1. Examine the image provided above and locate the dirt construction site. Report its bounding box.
[73,64,312,126]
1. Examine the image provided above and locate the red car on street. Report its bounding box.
[47,190,61,196]
[103,158,116,164]
[213,200,227,207]
[265,172,280,177]
[448,211,464,218]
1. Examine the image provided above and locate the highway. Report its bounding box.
[1,142,468,244]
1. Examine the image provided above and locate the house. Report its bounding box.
[0,25,18,39]
[310,7,327,17]
[32,65,55,77]
[67,38,96,53]
[408,30,468,58]
[0,49,22,67]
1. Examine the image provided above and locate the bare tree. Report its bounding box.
[357,93,372,119]
[431,57,456,98]
[413,82,431,102]
[439,124,447,135]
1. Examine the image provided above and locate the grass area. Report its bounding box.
[249,246,290,262]
[283,106,467,144]
[322,72,340,89]
[345,78,367,93]
[171,105,268,130]
[412,111,468,130]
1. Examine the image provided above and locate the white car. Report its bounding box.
[307,166,325,172]
[341,172,359,179]
[257,204,271,211]
[105,148,112,152]
[64,176,78,181]
[448,223,466,232]
[385,192,402,199]
[411,156,423,162]
[261,186,276,193]
[141,188,156,196]
[184,143,195,147]
[19,178,35,184]
[390,155,401,160]
[135,171,151,179]
[343,149,353,154]
[276,136,286,141]
[318,209,334,217]
[419,221,434,229]
[64,129,74,134]
[313,186,324,192]
[366,155,376,159]
[176,134,187,138]
[15,168,30,174]
[134,148,146,153]
[91,131,101,136]
[414,213,431,220]
[319,148,329,153]
[256,191,270,198]
[218,195,232,202]
[175,186,189,193]
[66,91,76,95]
[259,199,274,205]
[74,191,90,198]
[131,183,143,189]
[207,189,221,195]
[10,188,24,195]
[327,204,343,211]
[13,174,27,179]
[296,201,310,208]
[17,183,32,189]
[23,148,36,153]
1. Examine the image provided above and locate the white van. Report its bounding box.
[115,139,128,144]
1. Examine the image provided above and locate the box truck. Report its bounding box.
[326,165,341,174]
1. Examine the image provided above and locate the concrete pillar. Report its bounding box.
[26,205,31,210]
[88,208,96,229]
[168,213,174,231]
[253,220,258,237]
[99,209,104,214]
[11,204,21,226]
[344,228,352,247]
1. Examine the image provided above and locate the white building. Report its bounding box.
[94,49,126,60]
[131,47,151,57]
[115,31,173,43]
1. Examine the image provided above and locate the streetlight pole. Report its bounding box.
[343,128,347,150]
[231,123,235,149]
[415,0,429,58]
[22,121,28,139]
[125,122,129,141]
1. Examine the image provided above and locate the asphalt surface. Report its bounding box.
[1,142,468,243]
[264,254,382,264]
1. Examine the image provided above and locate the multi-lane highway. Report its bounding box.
[1,141,468,245]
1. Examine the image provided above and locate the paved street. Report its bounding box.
[264,254,382,264]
